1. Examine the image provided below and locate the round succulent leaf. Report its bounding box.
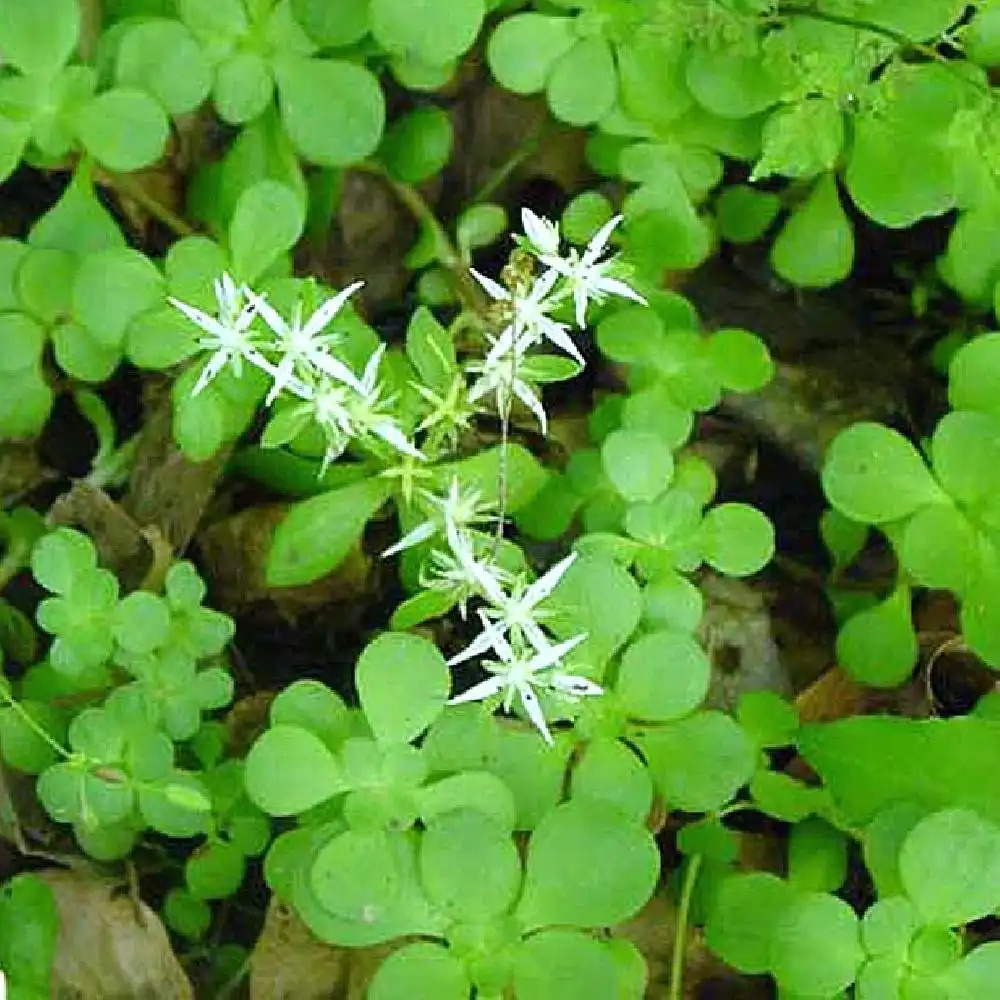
[369,942,470,1000]
[0,0,80,76]
[685,44,781,118]
[770,173,854,288]
[698,502,774,576]
[822,423,943,524]
[835,586,918,688]
[270,680,351,750]
[899,808,1000,926]
[546,36,618,127]
[52,321,120,383]
[115,18,211,116]
[642,571,703,632]
[487,13,576,94]
[898,503,978,596]
[867,0,966,39]
[770,892,864,997]
[418,771,518,831]
[637,710,755,812]
[736,690,799,749]
[292,0,371,47]
[942,942,1000,999]
[596,305,664,365]
[516,800,659,930]
[245,724,347,816]
[163,888,211,940]
[704,872,796,974]
[113,591,171,655]
[706,328,774,393]
[75,88,169,172]
[186,839,245,900]
[861,896,920,959]
[932,409,1000,504]
[31,527,97,595]
[213,51,273,125]
[310,828,402,923]
[370,0,484,64]
[908,925,961,977]
[125,306,200,370]
[419,810,521,921]
[513,930,621,1000]
[16,247,75,323]
[0,701,64,774]
[0,312,45,373]
[356,632,450,745]
[602,429,674,502]
[276,57,385,167]
[570,737,652,824]
[228,180,305,284]
[617,630,711,723]
[716,184,781,243]
[787,818,849,895]
[562,191,615,244]
[0,370,53,438]
[380,106,453,184]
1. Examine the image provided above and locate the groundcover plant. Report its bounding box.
[5,0,1000,998]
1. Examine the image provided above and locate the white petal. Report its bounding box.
[447,618,508,666]
[372,421,424,460]
[168,297,228,339]
[594,275,648,307]
[530,267,560,303]
[470,268,511,302]
[245,291,290,340]
[362,342,387,394]
[484,325,517,368]
[528,632,588,673]
[539,319,585,366]
[309,351,364,391]
[521,551,577,609]
[511,378,547,435]
[192,350,228,395]
[584,214,624,265]
[302,281,364,337]
[549,672,604,698]
[381,519,437,558]
[448,674,507,705]
[521,208,560,255]
[450,532,508,607]
[574,286,588,330]
[538,254,574,278]
[265,356,296,406]
[518,683,553,744]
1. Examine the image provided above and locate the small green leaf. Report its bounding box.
[707,328,773,393]
[76,88,170,172]
[405,306,455,393]
[370,0,484,65]
[787,818,848,894]
[822,423,943,524]
[455,203,507,255]
[571,737,652,825]
[0,874,59,997]
[900,808,1000,926]
[602,429,674,502]
[163,887,211,940]
[617,630,711,723]
[943,942,1000,999]
[380,106,453,184]
[0,313,45,372]
[186,840,245,900]
[685,43,781,118]
[292,0,371,48]
[213,52,273,125]
[547,37,617,127]
[516,800,659,930]
[276,57,385,167]
[0,0,79,76]
[755,98,844,181]
[487,13,575,94]
[369,942,470,1000]
[898,503,978,596]
[514,930,621,1000]
[697,502,774,576]
[861,895,920,958]
[29,162,125,257]
[771,173,854,288]
[357,632,449,744]
[715,185,781,244]
[267,477,392,587]
[32,527,96,594]
[705,872,795,974]
[836,586,918,688]
[245,725,346,816]
[228,180,305,284]
[270,680,351,750]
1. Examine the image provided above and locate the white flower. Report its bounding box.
[448,537,578,665]
[521,208,561,257]
[311,344,423,472]
[470,267,584,367]
[421,541,511,620]
[540,215,648,328]
[382,479,493,558]
[247,281,365,404]
[448,619,597,744]
[466,331,549,434]
[168,272,273,395]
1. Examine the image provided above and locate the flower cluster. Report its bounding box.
[167,208,648,742]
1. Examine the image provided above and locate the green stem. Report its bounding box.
[473,124,548,204]
[668,854,703,1000]
[356,163,486,313]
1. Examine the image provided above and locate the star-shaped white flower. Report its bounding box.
[540,215,648,328]
[470,267,584,367]
[521,207,561,257]
[448,534,578,666]
[448,620,598,744]
[466,331,549,434]
[247,281,365,404]
[382,479,493,558]
[168,272,274,395]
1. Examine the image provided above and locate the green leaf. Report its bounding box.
[487,13,576,94]
[597,305,664,366]
[516,800,659,931]
[405,306,455,393]
[71,248,164,348]
[276,57,385,167]
[514,930,622,1000]
[0,313,45,373]
[229,180,305,284]
[707,328,773,393]
[270,680,350,750]
[163,887,211,940]
[186,840,245,900]
[113,591,171,654]
[0,115,28,185]
[716,185,781,244]
[898,503,978,596]
[116,18,211,116]
[861,896,920,958]
[0,874,59,997]
[868,0,965,39]
[966,3,1000,66]
[755,98,844,181]
[638,710,755,812]
[0,702,63,773]
[418,771,517,830]
[685,43,781,118]
[380,107,453,184]
[948,333,1000,420]
[770,892,863,997]
[788,819,848,894]
[419,810,520,920]
[943,942,1000,999]
[52,321,119,382]
[30,163,125,256]
[214,52,273,125]
[737,691,799,749]
[0,0,79,76]
[705,872,796,974]
[602,429,674,502]
[76,88,170,172]
[562,191,614,245]
[370,942,469,1000]
[32,528,96,594]
[370,0,484,64]
[571,737,652,825]
[836,586,918,688]
[771,174,854,289]
[356,632,449,744]
[245,724,346,816]
[697,502,774,576]
[617,630,711,723]
[547,37,617,127]
[798,715,1000,827]
[455,203,507,256]
[433,444,547,513]
[292,0,371,48]
[267,477,392,587]
[822,423,943,524]
[899,808,1000,925]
